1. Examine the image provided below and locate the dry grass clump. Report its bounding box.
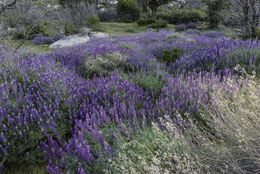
[104,115,206,174]
[196,71,260,174]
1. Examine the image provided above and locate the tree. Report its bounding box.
[223,0,260,39]
[203,0,225,28]
[148,0,172,17]
[137,0,149,18]
[183,0,206,10]
[116,0,140,22]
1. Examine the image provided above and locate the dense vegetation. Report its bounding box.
[0,30,260,173]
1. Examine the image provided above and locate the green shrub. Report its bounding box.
[116,0,140,22]
[157,8,207,24]
[86,15,102,31]
[137,18,157,26]
[148,19,168,29]
[131,71,166,95]
[145,18,157,25]
[189,9,207,23]
[161,48,182,65]
[124,27,136,33]
[13,31,25,40]
[137,18,146,26]
[205,0,225,28]
[86,15,100,26]
[64,23,81,36]
[256,28,260,39]
[27,24,47,39]
[13,24,47,40]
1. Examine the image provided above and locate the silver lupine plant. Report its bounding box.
[0,31,260,173]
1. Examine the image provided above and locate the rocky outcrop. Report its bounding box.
[49,29,109,49]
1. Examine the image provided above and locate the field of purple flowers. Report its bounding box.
[0,31,260,173]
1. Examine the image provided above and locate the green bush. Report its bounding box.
[116,0,140,22]
[64,23,81,36]
[13,24,47,40]
[86,15,102,31]
[86,15,100,26]
[26,24,47,39]
[131,71,166,95]
[157,8,207,24]
[13,31,25,40]
[125,27,136,33]
[148,19,168,29]
[137,18,157,26]
[161,48,182,65]
[189,9,207,23]
[256,28,260,39]
[137,18,147,26]
[205,0,224,28]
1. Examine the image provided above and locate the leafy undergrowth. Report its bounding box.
[0,31,260,174]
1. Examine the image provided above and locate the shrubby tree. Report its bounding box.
[203,0,225,28]
[221,0,260,39]
[148,0,173,17]
[116,0,140,22]
[137,0,150,18]
[136,0,180,18]
[0,0,51,50]
[183,0,206,10]
[58,1,95,27]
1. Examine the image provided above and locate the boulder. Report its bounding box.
[50,31,109,49]
[49,33,90,48]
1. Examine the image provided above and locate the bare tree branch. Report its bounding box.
[0,0,17,14]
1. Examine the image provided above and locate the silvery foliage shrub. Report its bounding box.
[2,0,50,41]
[220,0,260,39]
[2,0,45,30]
[196,69,260,173]
[98,8,118,22]
[58,2,96,28]
[105,115,205,174]
[106,70,260,174]
[84,52,132,78]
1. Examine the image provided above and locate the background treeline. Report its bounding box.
[0,0,259,41]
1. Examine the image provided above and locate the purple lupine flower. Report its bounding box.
[32,35,54,45]
[52,34,64,42]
